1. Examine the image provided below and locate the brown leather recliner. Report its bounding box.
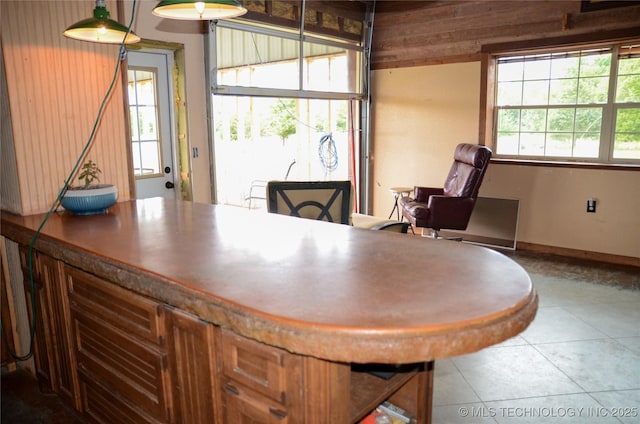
[399,143,492,237]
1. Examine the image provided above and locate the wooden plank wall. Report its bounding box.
[370,0,640,69]
[1,1,131,215]
[1,51,21,214]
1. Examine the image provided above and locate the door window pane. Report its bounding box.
[127,68,162,177]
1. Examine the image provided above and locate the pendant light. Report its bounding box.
[64,0,140,44]
[152,0,247,20]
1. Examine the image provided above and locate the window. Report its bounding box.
[492,42,640,164]
[212,22,363,97]
[127,68,162,176]
[208,15,370,208]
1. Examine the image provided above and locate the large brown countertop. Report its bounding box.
[1,198,537,364]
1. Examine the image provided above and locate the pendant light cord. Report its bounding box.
[0,0,138,362]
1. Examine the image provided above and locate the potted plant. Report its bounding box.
[60,160,118,215]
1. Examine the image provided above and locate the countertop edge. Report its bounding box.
[2,210,538,363]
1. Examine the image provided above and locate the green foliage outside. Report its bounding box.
[215,113,252,142]
[266,99,298,143]
[215,99,348,145]
[314,103,347,134]
[497,52,640,158]
[335,104,347,132]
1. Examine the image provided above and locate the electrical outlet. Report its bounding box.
[587,198,596,213]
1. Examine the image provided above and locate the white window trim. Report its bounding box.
[482,40,640,168]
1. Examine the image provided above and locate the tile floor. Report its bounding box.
[432,263,640,424]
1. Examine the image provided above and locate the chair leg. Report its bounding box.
[421,228,462,240]
[435,229,464,241]
[421,228,437,238]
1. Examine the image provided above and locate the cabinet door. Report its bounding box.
[40,253,79,408]
[1,240,16,370]
[21,261,54,390]
[19,248,79,408]
[67,265,170,422]
[223,380,291,424]
[165,307,221,424]
[220,329,304,423]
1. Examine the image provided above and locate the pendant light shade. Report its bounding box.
[64,0,140,44]
[152,0,247,20]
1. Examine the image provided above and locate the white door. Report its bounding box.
[126,51,176,199]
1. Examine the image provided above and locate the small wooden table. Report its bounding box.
[388,186,413,220]
[1,199,537,423]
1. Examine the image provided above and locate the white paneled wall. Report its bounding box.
[1,50,21,214]
[2,0,131,215]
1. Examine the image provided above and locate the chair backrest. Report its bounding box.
[267,181,352,224]
[442,144,492,198]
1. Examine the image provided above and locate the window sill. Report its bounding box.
[490,158,640,171]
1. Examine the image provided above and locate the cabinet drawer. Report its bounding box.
[73,309,170,422]
[221,329,292,404]
[223,379,290,424]
[79,377,165,424]
[66,265,164,345]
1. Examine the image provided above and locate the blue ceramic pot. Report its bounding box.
[61,185,118,215]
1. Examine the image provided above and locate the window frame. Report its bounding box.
[210,19,366,100]
[204,8,374,207]
[480,36,640,169]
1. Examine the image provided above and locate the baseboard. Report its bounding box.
[516,242,640,268]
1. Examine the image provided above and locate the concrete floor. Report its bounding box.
[434,250,640,424]
[1,249,639,423]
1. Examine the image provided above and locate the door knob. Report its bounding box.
[165,181,175,189]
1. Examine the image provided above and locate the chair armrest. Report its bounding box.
[371,222,411,233]
[427,196,476,230]
[351,213,391,229]
[414,186,444,203]
[351,213,410,233]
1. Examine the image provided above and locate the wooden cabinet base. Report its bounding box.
[3,202,536,424]
[19,248,80,409]
[17,249,434,424]
[166,307,221,424]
